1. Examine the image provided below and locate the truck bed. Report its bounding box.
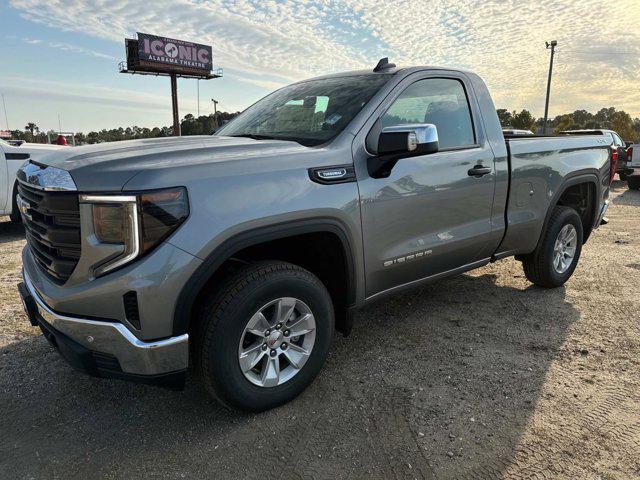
[495,134,612,257]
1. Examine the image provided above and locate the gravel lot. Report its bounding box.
[1,180,638,480]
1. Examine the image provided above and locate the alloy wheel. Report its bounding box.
[238,297,316,387]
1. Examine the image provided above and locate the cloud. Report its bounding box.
[46,40,119,60]
[0,75,194,112]
[21,36,119,60]
[0,75,211,132]
[7,0,640,117]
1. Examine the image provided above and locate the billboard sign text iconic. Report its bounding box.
[136,32,212,74]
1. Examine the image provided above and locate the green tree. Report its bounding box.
[24,122,39,136]
[511,110,536,131]
[553,114,579,133]
[496,109,512,127]
[594,107,616,128]
[610,110,636,142]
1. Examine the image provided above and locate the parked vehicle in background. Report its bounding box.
[560,129,631,180]
[17,61,612,411]
[502,128,533,136]
[0,139,64,222]
[626,144,640,190]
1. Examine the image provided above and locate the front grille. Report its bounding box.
[18,182,81,283]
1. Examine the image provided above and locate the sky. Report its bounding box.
[1,0,639,133]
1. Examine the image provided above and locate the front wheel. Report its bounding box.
[9,184,21,223]
[197,261,333,412]
[522,206,583,288]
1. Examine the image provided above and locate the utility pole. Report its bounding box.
[543,40,557,135]
[1,93,9,130]
[197,79,200,117]
[211,98,219,129]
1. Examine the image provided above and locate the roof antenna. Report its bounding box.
[373,57,396,72]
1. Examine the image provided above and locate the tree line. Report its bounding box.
[497,107,640,142]
[10,111,239,144]
[9,106,640,144]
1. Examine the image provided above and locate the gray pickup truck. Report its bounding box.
[17,60,612,411]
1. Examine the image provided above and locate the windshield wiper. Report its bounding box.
[228,134,277,141]
[227,133,312,146]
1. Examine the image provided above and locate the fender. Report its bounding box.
[538,170,601,247]
[172,217,358,336]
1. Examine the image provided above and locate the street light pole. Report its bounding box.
[211,98,219,129]
[543,40,557,135]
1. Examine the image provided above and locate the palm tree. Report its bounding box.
[24,122,39,135]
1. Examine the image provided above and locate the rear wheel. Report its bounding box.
[197,261,333,412]
[628,176,640,190]
[522,206,583,288]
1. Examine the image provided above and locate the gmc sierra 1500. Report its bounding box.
[17,59,612,411]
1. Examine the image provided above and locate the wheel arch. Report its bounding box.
[8,180,21,221]
[172,218,358,337]
[539,172,601,247]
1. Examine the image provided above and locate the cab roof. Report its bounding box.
[294,64,476,84]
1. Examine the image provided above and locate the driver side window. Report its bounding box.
[381,78,475,150]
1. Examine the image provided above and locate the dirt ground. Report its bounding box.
[0,180,638,480]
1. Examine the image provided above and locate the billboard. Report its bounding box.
[127,32,213,76]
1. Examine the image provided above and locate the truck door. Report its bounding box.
[356,74,498,298]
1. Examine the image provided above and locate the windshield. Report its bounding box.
[215,74,391,146]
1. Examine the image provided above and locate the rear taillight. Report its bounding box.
[610,148,618,183]
[628,147,633,163]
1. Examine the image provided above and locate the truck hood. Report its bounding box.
[36,135,308,191]
[19,142,67,150]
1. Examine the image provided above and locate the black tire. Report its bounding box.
[619,173,627,181]
[522,206,583,288]
[9,183,21,223]
[628,176,640,190]
[197,261,333,412]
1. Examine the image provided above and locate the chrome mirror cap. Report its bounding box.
[381,123,439,151]
[376,123,439,156]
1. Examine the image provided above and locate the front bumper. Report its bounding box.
[19,269,189,389]
[596,199,610,226]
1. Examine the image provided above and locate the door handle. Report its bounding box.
[467,165,492,177]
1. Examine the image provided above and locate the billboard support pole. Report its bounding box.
[170,73,180,136]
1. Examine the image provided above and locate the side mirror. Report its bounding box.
[366,123,439,178]
[377,124,439,156]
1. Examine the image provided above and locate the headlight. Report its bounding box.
[139,188,189,253]
[80,187,189,277]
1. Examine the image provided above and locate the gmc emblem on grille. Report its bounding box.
[16,194,32,220]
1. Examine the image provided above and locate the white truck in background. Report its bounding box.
[0,139,64,221]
